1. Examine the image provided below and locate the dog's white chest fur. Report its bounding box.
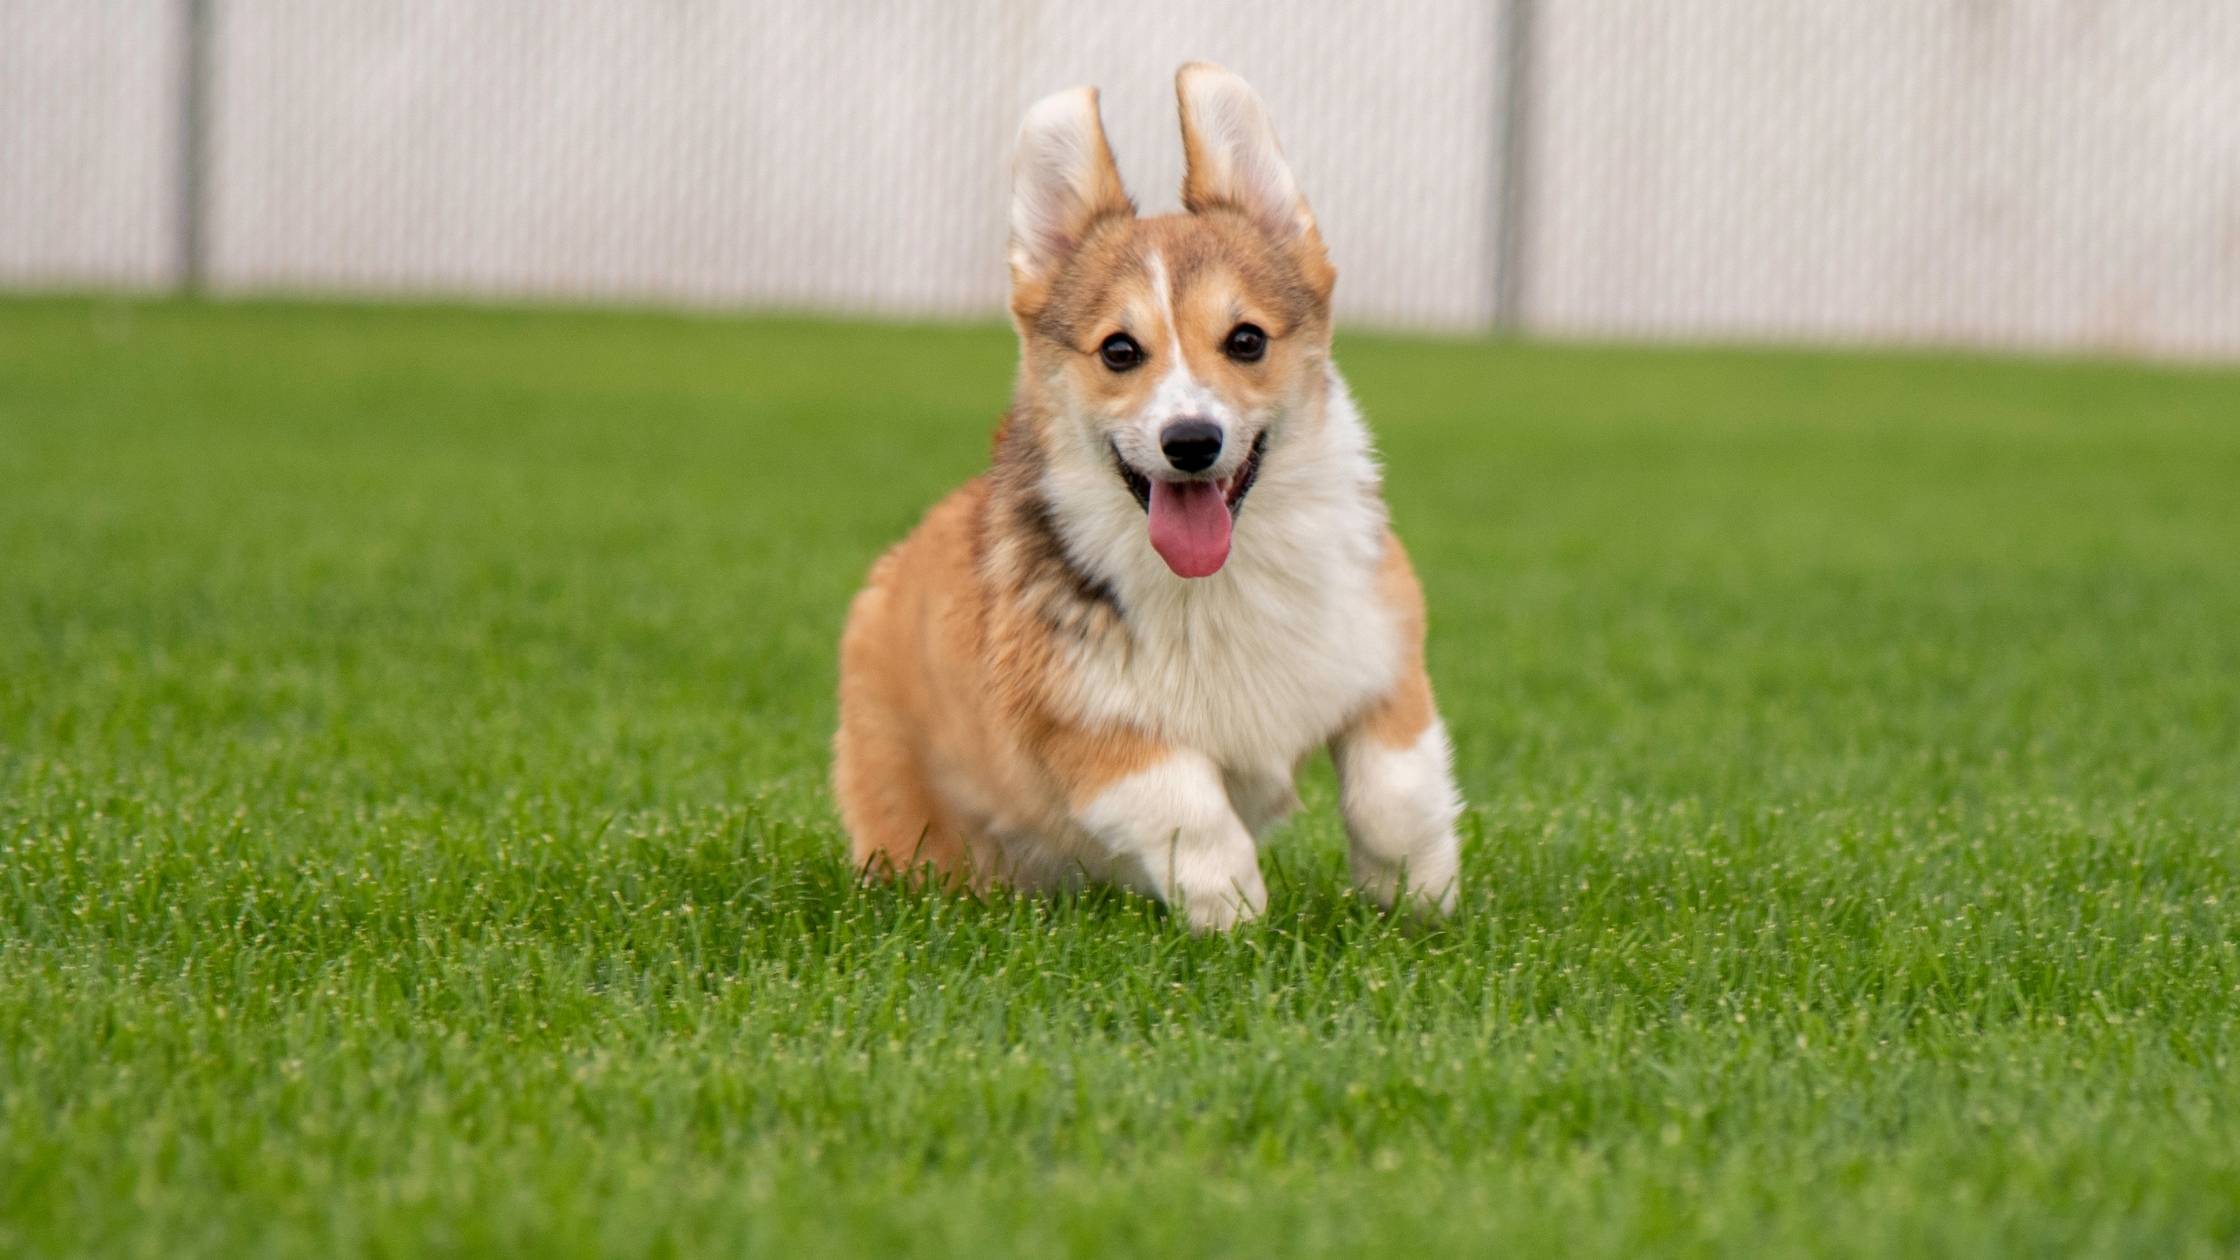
[1047,375,1400,779]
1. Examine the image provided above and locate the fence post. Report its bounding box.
[178,0,211,295]
[1492,0,1535,334]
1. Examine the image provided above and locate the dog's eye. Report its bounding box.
[1223,323,1268,363]
[1098,333,1144,372]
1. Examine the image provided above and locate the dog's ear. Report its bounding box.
[1177,64,1330,294]
[1009,87,1133,312]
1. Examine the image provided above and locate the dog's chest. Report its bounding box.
[1064,543,1399,771]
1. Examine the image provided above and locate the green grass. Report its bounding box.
[3,295,2238,1258]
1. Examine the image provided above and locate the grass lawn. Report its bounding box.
[2,295,2237,1257]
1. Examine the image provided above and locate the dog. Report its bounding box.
[833,63,1462,930]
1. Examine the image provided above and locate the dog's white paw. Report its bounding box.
[1175,863,1268,932]
[1352,856,1459,918]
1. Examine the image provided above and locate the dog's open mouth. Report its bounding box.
[1114,431,1265,579]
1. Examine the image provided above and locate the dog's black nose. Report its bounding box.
[1160,419,1224,473]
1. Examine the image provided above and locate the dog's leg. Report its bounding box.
[1064,745,1266,931]
[1331,666,1463,916]
[1331,533,1463,914]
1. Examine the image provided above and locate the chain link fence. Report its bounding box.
[5,0,2237,356]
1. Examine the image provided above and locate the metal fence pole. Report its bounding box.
[178,0,211,295]
[1491,0,1535,334]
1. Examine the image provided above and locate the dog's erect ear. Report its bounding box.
[1009,87,1133,307]
[1177,63,1332,301]
[1177,64,1320,243]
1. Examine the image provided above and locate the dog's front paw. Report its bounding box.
[1174,863,1268,932]
[1352,854,1459,919]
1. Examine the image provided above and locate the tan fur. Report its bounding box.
[1343,533,1439,750]
[833,66,1454,908]
[1007,86,1135,322]
[1175,62,1337,302]
[831,456,1176,884]
[834,500,1439,888]
[833,426,1436,890]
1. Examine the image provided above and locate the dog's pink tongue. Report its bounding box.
[1147,479,1232,578]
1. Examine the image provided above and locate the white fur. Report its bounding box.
[1103,250,1249,481]
[1009,88,1115,282]
[1178,64,1315,242]
[1076,752,1268,930]
[1334,720,1463,914]
[1222,762,1303,836]
[1044,363,1395,774]
[1031,364,1445,928]
[985,69,1462,930]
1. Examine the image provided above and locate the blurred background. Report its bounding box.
[4,0,2237,358]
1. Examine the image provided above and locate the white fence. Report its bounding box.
[5,1,2237,357]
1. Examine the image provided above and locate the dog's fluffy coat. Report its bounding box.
[833,64,1463,929]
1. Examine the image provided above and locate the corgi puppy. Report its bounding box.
[834,63,1462,930]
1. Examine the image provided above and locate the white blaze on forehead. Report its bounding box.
[1144,250,1174,328]
[1134,250,1233,439]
